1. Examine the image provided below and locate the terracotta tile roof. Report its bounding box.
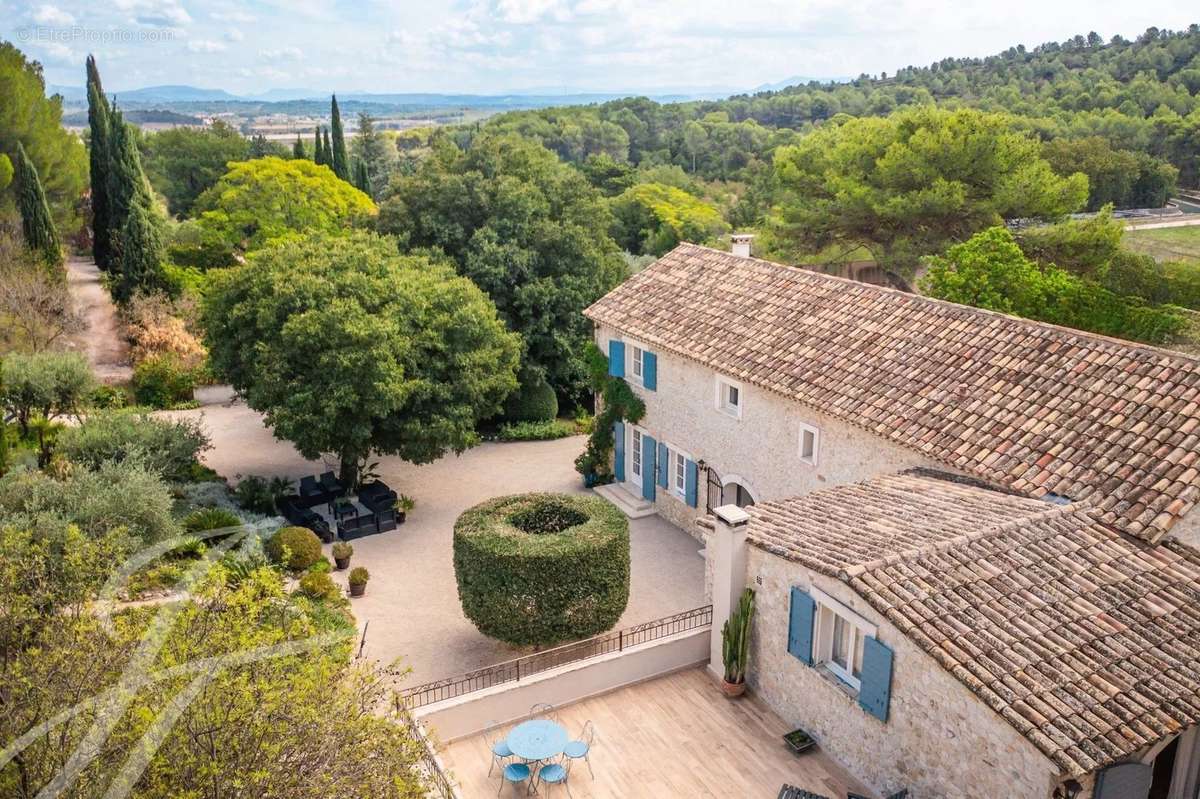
[746,470,1055,576]
[584,243,1200,542]
[744,473,1200,777]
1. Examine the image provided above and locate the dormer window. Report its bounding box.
[716,377,742,419]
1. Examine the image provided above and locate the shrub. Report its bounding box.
[297,571,340,601]
[90,384,129,409]
[266,526,323,571]
[182,507,243,535]
[124,291,207,370]
[453,493,630,646]
[503,373,558,423]
[0,351,95,435]
[332,542,353,559]
[348,567,369,587]
[57,410,210,482]
[494,419,577,442]
[234,474,291,514]
[131,354,196,409]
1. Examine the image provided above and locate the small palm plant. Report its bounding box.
[721,588,756,696]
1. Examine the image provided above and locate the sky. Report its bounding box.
[3,0,1199,96]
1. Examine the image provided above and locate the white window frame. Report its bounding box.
[629,426,644,485]
[627,341,646,387]
[811,587,875,692]
[715,376,743,420]
[668,446,690,499]
[798,421,820,466]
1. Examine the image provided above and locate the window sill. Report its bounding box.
[716,407,742,421]
[815,664,860,701]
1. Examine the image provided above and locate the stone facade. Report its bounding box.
[745,546,1062,799]
[595,323,942,539]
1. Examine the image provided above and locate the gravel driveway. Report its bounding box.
[172,387,706,684]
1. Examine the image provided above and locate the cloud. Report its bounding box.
[224,29,244,42]
[210,9,256,23]
[259,47,303,61]
[186,39,227,53]
[111,0,192,27]
[31,4,76,25]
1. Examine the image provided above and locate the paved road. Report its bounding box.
[64,255,132,383]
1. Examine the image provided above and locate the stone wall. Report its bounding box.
[595,324,943,539]
[744,547,1062,799]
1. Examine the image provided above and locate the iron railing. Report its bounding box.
[395,702,459,799]
[399,604,712,709]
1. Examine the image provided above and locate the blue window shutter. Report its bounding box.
[613,421,625,482]
[608,340,625,377]
[858,636,894,722]
[657,441,669,488]
[642,434,656,501]
[643,351,657,390]
[685,459,698,507]
[787,588,816,665]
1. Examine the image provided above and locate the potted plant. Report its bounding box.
[348,567,369,597]
[720,587,756,697]
[332,542,353,570]
[397,494,415,523]
[782,727,816,755]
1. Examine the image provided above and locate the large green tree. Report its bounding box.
[139,120,251,216]
[610,182,729,255]
[773,107,1090,283]
[921,226,1187,344]
[329,95,349,180]
[0,43,87,230]
[12,141,62,269]
[377,134,625,405]
[202,230,520,485]
[191,156,376,265]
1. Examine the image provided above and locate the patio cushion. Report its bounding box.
[491,740,512,758]
[563,740,588,758]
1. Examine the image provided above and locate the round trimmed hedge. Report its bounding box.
[453,493,630,646]
[503,374,559,423]
[266,526,323,571]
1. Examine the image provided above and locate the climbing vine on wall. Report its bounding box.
[574,342,644,483]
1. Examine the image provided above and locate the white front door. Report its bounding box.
[629,427,643,489]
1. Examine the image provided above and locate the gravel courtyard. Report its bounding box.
[171,387,707,685]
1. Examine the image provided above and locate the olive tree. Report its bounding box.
[202,230,520,485]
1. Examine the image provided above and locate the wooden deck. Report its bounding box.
[436,668,871,798]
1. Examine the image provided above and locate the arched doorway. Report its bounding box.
[706,467,757,513]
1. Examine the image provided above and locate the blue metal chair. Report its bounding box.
[563,720,594,779]
[487,720,513,778]
[498,762,531,796]
[537,761,571,796]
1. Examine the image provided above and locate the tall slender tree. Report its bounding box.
[312,127,324,165]
[322,128,333,168]
[13,141,63,269]
[352,158,371,196]
[329,95,349,180]
[293,134,306,159]
[86,55,113,270]
[113,201,168,303]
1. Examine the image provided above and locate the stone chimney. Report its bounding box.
[731,233,754,258]
[708,504,750,682]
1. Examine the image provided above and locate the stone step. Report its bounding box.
[593,482,658,519]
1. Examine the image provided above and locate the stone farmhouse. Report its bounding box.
[583,241,1200,799]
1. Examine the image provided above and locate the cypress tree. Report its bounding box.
[353,158,371,196]
[293,134,306,160]
[312,127,323,164]
[86,55,113,270]
[13,141,63,269]
[113,200,168,304]
[330,95,349,180]
[322,128,333,168]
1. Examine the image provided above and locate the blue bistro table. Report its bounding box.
[506,719,569,762]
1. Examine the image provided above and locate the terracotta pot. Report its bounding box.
[334,556,350,570]
[349,582,366,597]
[720,679,746,698]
